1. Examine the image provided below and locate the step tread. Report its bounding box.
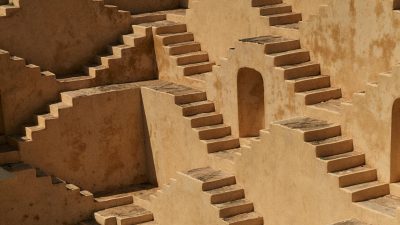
[280,61,320,70]
[223,212,263,223]
[186,167,234,183]
[174,51,209,57]
[277,117,333,131]
[321,151,363,161]
[215,199,252,209]
[180,61,214,68]
[344,181,387,192]
[268,12,301,18]
[358,195,400,217]
[158,31,193,37]
[168,41,201,48]
[188,112,222,120]
[332,165,374,177]
[95,204,152,219]
[206,184,244,195]
[203,136,238,144]
[194,124,231,132]
[310,135,352,146]
[300,87,341,94]
[269,48,307,56]
[179,100,213,108]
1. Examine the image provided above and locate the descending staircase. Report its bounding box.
[0,162,134,211]
[185,167,264,225]
[93,204,155,225]
[275,117,400,217]
[148,82,240,154]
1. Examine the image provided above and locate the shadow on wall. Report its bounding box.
[104,0,189,14]
[394,0,400,9]
[391,98,400,182]
[237,67,265,137]
[0,93,4,135]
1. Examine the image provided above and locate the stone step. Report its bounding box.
[194,124,232,140]
[94,192,134,210]
[0,4,18,17]
[0,147,19,165]
[252,0,283,7]
[216,199,254,218]
[94,204,154,225]
[203,136,241,153]
[280,61,321,80]
[268,12,302,26]
[332,166,377,188]
[121,33,143,46]
[153,22,187,35]
[331,219,370,225]
[186,167,236,191]
[174,91,207,104]
[300,87,342,105]
[180,100,215,116]
[270,49,310,66]
[303,124,342,142]
[223,212,263,225]
[167,41,202,55]
[174,51,209,65]
[260,3,292,16]
[311,136,354,157]
[241,36,300,54]
[1,163,35,178]
[180,61,214,76]
[344,181,389,202]
[108,45,132,57]
[159,32,194,45]
[189,112,223,128]
[292,75,331,92]
[321,151,365,173]
[206,185,245,204]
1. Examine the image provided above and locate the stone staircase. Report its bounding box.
[251,0,301,37]
[0,162,134,211]
[93,203,155,225]
[275,117,400,217]
[185,167,264,225]
[148,82,240,154]
[241,36,343,120]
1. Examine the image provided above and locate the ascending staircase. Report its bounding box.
[276,117,400,217]
[149,82,240,154]
[186,167,264,225]
[241,36,342,115]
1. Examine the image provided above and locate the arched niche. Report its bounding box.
[237,67,265,137]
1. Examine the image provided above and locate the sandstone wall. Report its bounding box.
[19,86,150,193]
[0,0,132,75]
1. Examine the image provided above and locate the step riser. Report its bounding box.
[260,5,292,16]
[198,127,232,140]
[338,170,377,188]
[252,0,282,7]
[169,43,201,55]
[219,203,254,218]
[351,184,389,202]
[175,93,207,104]
[227,217,264,225]
[183,64,213,76]
[304,126,341,142]
[155,24,187,35]
[203,177,236,191]
[207,139,240,153]
[294,77,331,92]
[304,89,342,105]
[191,115,223,128]
[182,103,215,117]
[283,64,321,80]
[274,52,310,66]
[161,33,194,45]
[315,139,354,157]
[326,155,365,173]
[269,13,302,26]
[265,40,300,54]
[176,53,209,65]
[210,190,245,204]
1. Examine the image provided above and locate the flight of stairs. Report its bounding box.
[241,35,342,115]
[149,82,240,154]
[0,162,134,211]
[186,167,264,225]
[276,117,400,217]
